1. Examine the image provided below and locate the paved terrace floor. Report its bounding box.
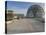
[7,18,44,34]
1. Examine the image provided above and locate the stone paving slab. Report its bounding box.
[7,18,44,34]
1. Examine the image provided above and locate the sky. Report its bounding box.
[6,1,44,16]
[7,1,32,16]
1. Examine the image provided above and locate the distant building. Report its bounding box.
[26,4,45,23]
[14,14,24,19]
[26,5,44,18]
[6,10,14,21]
[15,14,24,17]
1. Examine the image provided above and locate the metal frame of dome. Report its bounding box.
[26,5,44,18]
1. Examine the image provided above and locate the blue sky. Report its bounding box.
[7,1,44,16]
[7,1,32,16]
